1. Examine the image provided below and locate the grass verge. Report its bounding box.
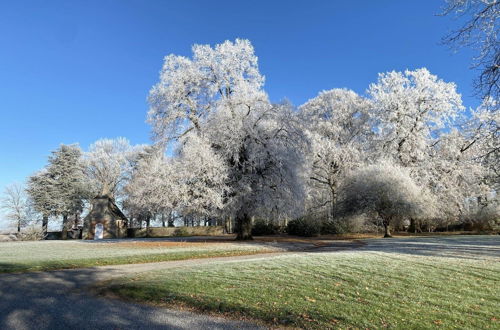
[99,249,500,329]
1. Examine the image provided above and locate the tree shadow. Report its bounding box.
[353,235,500,260]
[0,266,262,329]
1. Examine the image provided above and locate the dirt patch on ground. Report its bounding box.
[110,241,230,249]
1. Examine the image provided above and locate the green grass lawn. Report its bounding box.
[0,240,275,273]
[101,237,500,329]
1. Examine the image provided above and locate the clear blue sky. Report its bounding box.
[0,0,478,225]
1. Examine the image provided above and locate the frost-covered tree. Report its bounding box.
[1,183,30,233]
[148,39,304,239]
[124,147,178,231]
[367,68,467,230]
[176,134,228,219]
[202,101,306,236]
[27,145,87,238]
[125,146,180,225]
[84,137,144,199]
[148,39,267,143]
[26,169,56,235]
[369,68,464,167]
[416,99,497,228]
[338,162,434,237]
[441,0,499,108]
[460,102,499,188]
[299,89,372,219]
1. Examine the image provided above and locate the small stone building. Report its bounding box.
[82,195,128,239]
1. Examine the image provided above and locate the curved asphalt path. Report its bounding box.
[0,254,289,330]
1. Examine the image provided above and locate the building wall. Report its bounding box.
[82,197,128,239]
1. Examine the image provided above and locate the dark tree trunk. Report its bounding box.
[383,220,392,238]
[61,214,69,240]
[235,212,253,240]
[168,213,174,227]
[42,215,48,237]
[161,214,166,227]
[17,220,21,233]
[74,213,79,229]
[408,218,422,233]
[146,215,151,237]
[224,217,232,234]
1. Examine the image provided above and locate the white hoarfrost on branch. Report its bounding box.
[299,89,372,218]
[84,137,145,198]
[147,39,305,239]
[1,183,30,233]
[369,68,464,166]
[338,162,436,237]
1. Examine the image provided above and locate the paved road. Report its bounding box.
[0,254,288,330]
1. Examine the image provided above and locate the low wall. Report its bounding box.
[127,226,224,238]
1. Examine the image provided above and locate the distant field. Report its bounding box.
[101,235,500,329]
[0,239,277,273]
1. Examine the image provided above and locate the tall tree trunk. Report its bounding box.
[61,214,69,239]
[42,215,48,237]
[74,213,79,229]
[224,217,232,234]
[235,212,253,240]
[161,213,166,227]
[146,215,151,237]
[168,212,174,227]
[17,219,21,233]
[383,220,392,238]
[408,218,422,233]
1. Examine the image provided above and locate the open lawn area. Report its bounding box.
[100,235,500,329]
[0,238,278,273]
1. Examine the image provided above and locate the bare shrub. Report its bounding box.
[17,226,46,241]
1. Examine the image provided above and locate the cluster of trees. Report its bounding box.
[3,41,498,239]
[2,1,498,239]
[1,139,144,237]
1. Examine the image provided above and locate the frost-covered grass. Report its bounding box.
[0,240,275,273]
[102,236,500,329]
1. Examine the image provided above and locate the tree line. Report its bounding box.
[2,1,498,239]
[1,38,495,240]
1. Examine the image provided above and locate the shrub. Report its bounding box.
[322,215,372,234]
[251,220,280,236]
[287,217,321,237]
[17,226,46,241]
[321,219,349,235]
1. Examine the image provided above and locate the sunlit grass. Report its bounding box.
[102,238,500,329]
[0,240,276,273]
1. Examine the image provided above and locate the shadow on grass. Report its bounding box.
[0,266,260,330]
[103,283,347,328]
[352,235,500,260]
